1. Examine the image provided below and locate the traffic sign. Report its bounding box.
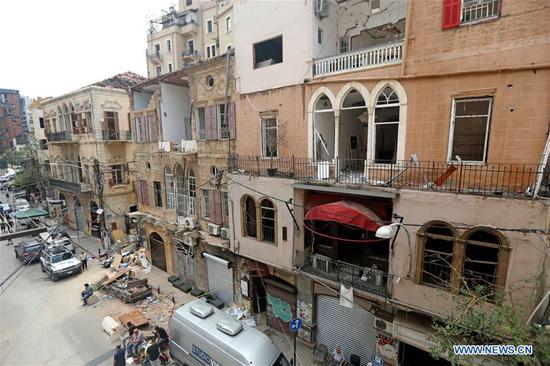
[289,318,302,332]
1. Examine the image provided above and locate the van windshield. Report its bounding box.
[271,353,290,366]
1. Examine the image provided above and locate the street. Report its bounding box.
[0,234,131,366]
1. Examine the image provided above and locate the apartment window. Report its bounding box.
[201,189,210,219]
[39,117,45,128]
[261,116,278,158]
[317,27,323,44]
[187,170,196,215]
[187,40,195,55]
[449,97,492,162]
[415,224,510,300]
[260,198,276,244]
[111,165,124,185]
[253,36,283,69]
[339,38,349,53]
[186,0,192,6]
[154,181,163,207]
[218,104,229,139]
[371,0,381,13]
[206,44,216,59]
[196,107,206,139]
[168,63,173,73]
[154,43,161,56]
[374,87,400,163]
[167,39,172,52]
[206,19,213,33]
[225,16,232,32]
[156,66,162,77]
[222,192,229,221]
[416,222,456,288]
[242,195,257,238]
[165,166,175,210]
[443,0,500,29]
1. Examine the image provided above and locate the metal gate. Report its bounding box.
[176,248,195,286]
[204,253,233,306]
[316,295,377,366]
[149,233,167,271]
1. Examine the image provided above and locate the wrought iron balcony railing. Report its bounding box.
[49,178,91,193]
[102,130,132,141]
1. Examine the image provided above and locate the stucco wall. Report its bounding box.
[391,190,550,319]
[228,174,296,269]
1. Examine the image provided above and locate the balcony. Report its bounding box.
[312,41,404,78]
[146,51,162,64]
[46,131,72,142]
[295,250,389,297]
[49,178,91,193]
[182,49,199,60]
[102,130,132,142]
[230,155,550,199]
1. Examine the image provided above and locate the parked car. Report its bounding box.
[14,239,43,263]
[40,246,82,281]
[38,233,75,253]
[14,198,30,211]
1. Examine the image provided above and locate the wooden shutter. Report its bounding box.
[103,111,109,130]
[442,0,461,29]
[210,190,222,224]
[228,102,236,139]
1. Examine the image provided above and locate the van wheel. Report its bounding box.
[51,273,58,282]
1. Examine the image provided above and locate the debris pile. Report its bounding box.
[107,272,153,303]
[135,295,175,329]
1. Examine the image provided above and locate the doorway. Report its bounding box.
[149,232,167,271]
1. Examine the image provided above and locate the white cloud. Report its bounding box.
[0,0,175,98]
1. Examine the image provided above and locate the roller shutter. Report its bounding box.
[316,295,377,365]
[204,253,233,306]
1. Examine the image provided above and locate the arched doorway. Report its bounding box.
[340,88,368,171]
[313,94,335,162]
[149,232,167,271]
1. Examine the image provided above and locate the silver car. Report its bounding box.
[14,198,30,211]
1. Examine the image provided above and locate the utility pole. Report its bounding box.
[93,158,108,250]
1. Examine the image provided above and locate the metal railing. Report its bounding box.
[46,131,72,142]
[49,178,91,193]
[102,130,132,141]
[230,155,550,199]
[313,41,404,77]
[146,52,162,62]
[462,0,500,24]
[294,250,388,297]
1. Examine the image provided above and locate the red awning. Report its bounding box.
[305,200,382,232]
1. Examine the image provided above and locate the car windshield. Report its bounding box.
[271,353,290,366]
[51,252,74,263]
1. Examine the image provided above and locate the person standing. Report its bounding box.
[145,340,161,366]
[81,283,93,306]
[113,344,125,366]
[80,252,88,270]
[153,326,168,347]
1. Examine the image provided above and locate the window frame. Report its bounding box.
[168,63,173,73]
[373,87,400,164]
[447,96,493,164]
[218,103,230,139]
[317,27,323,44]
[205,44,216,59]
[225,16,232,33]
[261,115,278,158]
[241,195,257,239]
[253,35,283,69]
[196,107,206,140]
[187,170,197,215]
[155,66,162,77]
[165,166,175,210]
[258,198,276,244]
[206,18,213,34]
[111,164,124,185]
[154,181,163,208]
[166,39,172,52]
[201,189,211,219]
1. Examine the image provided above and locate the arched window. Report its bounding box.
[374,87,400,163]
[259,198,276,243]
[187,169,196,215]
[462,229,509,298]
[313,94,335,161]
[175,164,185,217]
[165,166,175,210]
[242,196,257,238]
[416,222,457,289]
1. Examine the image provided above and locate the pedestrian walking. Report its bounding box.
[113,344,125,366]
[80,252,88,270]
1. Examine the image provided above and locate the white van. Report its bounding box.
[169,300,290,366]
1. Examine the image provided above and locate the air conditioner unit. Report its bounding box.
[158,141,171,152]
[314,0,329,17]
[220,227,229,239]
[312,253,331,272]
[183,216,197,229]
[208,223,220,236]
[374,316,393,335]
[183,231,197,246]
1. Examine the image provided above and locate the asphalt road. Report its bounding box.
[0,234,129,366]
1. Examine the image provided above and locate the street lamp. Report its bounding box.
[375,222,412,278]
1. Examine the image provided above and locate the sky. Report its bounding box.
[0,0,175,98]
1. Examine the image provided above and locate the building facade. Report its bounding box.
[0,88,24,152]
[42,72,145,239]
[227,0,550,365]
[146,0,234,78]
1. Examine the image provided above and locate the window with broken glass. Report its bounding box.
[374,87,400,163]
